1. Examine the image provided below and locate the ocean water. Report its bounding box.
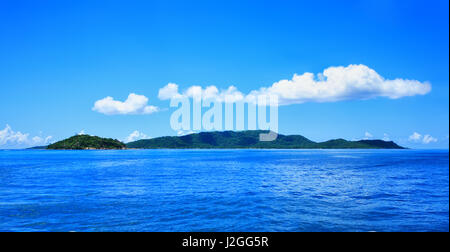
[0,149,448,232]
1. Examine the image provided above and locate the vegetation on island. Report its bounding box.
[47,135,126,150]
[41,131,405,150]
[126,130,405,149]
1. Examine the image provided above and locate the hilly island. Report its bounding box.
[45,131,405,150]
[47,135,126,150]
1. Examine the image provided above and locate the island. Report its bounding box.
[127,130,405,149]
[47,135,126,150]
[43,131,405,150]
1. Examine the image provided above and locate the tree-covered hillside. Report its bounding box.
[47,135,126,150]
[126,131,405,149]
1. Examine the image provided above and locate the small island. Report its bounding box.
[47,135,126,150]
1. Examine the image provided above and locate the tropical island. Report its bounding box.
[45,131,405,150]
[47,135,126,150]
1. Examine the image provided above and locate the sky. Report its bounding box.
[0,0,448,149]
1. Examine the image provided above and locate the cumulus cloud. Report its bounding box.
[363,132,373,140]
[158,83,181,100]
[78,130,87,135]
[93,93,159,115]
[382,133,390,141]
[409,132,422,142]
[422,134,438,144]
[31,136,53,145]
[158,64,431,105]
[409,132,437,144]
[253,64,431,105]
[125,130,149,143]
[0,125,52,149]
[159,83,245,103]
[0,125,29,146]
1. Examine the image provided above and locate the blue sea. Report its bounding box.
[0,149,448,232]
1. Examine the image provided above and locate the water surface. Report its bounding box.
[0,149,448,231]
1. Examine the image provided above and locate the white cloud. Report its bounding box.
[32,136,43,143]
[159,83,245,103]
[364,132,373,140]
[78,130,87,135]
[409,132,422,142]
[408,132,438,144]
[125,130,149,143]
[0,125,52,149]
[422,134,437,144]
[93,93,159,115]
[382,133,390,141]
[158,83,181,100]
[255,64,431,105]
[44,136,53,143]
[158,64,431,105]
[0,125,29,147]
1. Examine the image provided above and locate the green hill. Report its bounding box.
[126,131,405,149]
[47,135,126,150]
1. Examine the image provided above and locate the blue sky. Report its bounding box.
[0,0,448,149]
